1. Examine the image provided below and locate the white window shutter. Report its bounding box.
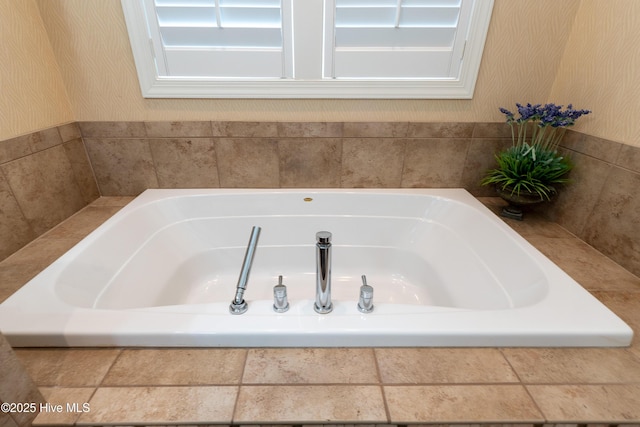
[121,0,494,98]
[324,0,473,79]
[148,0,291,78]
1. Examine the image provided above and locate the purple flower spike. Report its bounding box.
[498,102,590,150]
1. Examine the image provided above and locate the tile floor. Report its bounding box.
[1,196,640,426]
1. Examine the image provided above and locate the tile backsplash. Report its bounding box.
[0,120,638,277]
[547,130,640,277]
[78,121,511,194]
[0,123,98,260]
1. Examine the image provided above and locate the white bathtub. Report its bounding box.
[0,189,633,347]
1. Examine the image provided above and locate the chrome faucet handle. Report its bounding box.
[273,275,290,313]
[358,275,374,313]
[316,231,332,244]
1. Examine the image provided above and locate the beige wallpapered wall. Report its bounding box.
[33,0,579,123]
[3,1,640,147]
[0,0,73,141]
[549,0,640,146]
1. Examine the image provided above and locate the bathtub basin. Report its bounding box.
[0,188,632,347]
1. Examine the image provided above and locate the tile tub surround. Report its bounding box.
[550,130,640,278]
[2,120,639,278]
[78,121,511,195]
[0,122,99,261]
[77,120,640,276]
[1,197,640,426]
[0,120,510,263]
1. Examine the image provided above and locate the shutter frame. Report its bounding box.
[121,0,494,98]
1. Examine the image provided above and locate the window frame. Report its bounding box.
[121,0,494,99]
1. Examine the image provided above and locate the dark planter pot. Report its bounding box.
[495,185,556,220]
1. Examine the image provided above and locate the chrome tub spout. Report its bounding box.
[314,231,333,314]
[229,226,261,315]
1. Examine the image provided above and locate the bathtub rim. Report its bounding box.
[0,188,633,347]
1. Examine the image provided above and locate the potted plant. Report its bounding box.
[482,102,591,220]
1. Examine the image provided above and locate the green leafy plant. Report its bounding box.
[482,103,590,201]
[483,143,573,201]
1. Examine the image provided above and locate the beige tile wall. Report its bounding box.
[1,120,639,278]
[77,120,640,276]
[550,131,640,276]
[0,123,99,260]
[78,121,511,195]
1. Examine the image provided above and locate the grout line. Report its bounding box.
[0,164,36,245]
[499,347,526,384]
[233,381,387,387]
[212,137,224,188]
[60,138,91,207]
[78,136,102,198]
[96,349,124,388]
[238,348,250,385]
[145,138,162,189]
[397,137,408,188]
[88,384,244,388]
[499,348,548,422]
[85,381,582,387]
[229,349,250,425]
